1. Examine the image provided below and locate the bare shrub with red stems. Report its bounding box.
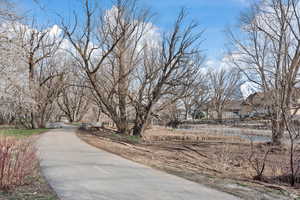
[0,136,38,190]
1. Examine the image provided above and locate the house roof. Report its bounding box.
[243,87,300,106]
[223,100,243,111]
[201,100,243,111]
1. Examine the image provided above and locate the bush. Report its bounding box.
[0,136,38,190]
[247,142,272,181]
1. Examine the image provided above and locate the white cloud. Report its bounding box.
[205,54,236,71]
[48,24,62,37]
[240,82,258,99]
[104,5,161,51]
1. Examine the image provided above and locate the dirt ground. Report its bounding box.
[77,127,300,200]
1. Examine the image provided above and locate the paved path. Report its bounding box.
[38,128,240,200]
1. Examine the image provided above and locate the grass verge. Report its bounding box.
[110,133,140,143]
[0,128,49,137]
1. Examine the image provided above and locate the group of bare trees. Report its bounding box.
[228,0,300,185]
[0,1,88,128]
[157,0,300,147]
[159,67,243,125]
[60,0,205,136]
[229,0,300,145]
[0,0,245,136]
[0,0,300,146]
[0,0,206,135]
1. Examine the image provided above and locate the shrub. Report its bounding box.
[0,136,38,190]
[247,142,271,181]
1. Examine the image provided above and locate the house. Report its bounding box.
[241,88,300,118]
[203,100,243,120]
[222,100,244,119]
[201,87,300,121]
[240,92,271,117]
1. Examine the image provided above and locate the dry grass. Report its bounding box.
[143,127,246,143]
[0,136,38,190]
[0,131,58,200]
[77,127,300,200]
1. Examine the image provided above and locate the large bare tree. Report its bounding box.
[62,0,151,134]
[129,10,204,136]
[62,1,204,136]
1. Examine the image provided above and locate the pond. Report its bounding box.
[177,125,271,143]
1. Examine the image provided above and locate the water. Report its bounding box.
[239,135,270,143]
[177,125,271,143]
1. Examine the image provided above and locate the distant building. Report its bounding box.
[203,100,243,120]
[241,88,300,118]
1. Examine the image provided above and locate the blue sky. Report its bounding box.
[16,0,249,62]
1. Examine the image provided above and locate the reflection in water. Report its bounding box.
[177,125,271,143]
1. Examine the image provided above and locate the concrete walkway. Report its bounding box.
[38,128,240,200]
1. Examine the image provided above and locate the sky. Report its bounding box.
[16,0,250,63]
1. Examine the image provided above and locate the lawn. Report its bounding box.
[0,128,49,137]
[111,133,140,143]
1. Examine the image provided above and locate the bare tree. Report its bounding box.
[181,76,208,121]
[11,20,63,128]
[247,140,272,181]
[228,0,300,144]
[129,10,204,136]
[207,68,242,123]
[191,78,210,119]
[57,62,90,122]
[62,0,151,134]
[61,1,204,136]
[282,110,300,186]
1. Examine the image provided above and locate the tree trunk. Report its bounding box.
[217,110,223,124]
[132,123,143,136]
[67,112,74,123]
[39,113,45,128]
[30,112,38,129]
[29,62,39,129]
[132,118,147,136]
[118,97,128,134]
[132,109,151,136]
[116,119,129,134]
[185,109,189,120]
[271,119,285,145]
[117,38,129,135]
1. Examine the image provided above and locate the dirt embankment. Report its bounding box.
[77,127,300,200]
